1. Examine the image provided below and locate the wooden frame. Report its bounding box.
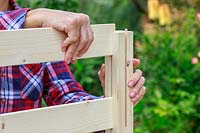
[0,24,134,133]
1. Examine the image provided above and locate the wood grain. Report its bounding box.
[0,98,113,133]
[0,24,115,66]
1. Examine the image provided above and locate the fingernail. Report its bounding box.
[130,92,136,98]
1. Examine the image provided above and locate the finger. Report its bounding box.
[133,86,146,106]
[71,58,77,64]
[50,23,76,53]
[98,64,105,80]
[101,64,105,75]
[128,69,143,87]
[133,58,140,68]
[129,76,145,98]
[64,43,78,64]
[98,64,105,89]
[79,24,94,57]
[61,24,80,52]
[72,24,89,61]
[51,22,67,32]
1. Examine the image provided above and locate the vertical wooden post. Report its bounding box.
[125,31,134,132]
[105,30,133,133]
[105,56,113,133]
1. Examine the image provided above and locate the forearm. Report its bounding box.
[24,8,45,28]
[0,0,9,11]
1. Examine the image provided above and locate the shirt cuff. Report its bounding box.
[62,91,102,104]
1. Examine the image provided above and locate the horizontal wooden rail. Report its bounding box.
[0,98,113,133]
[0,24,115,66]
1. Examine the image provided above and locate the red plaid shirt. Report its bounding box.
[0,0,98,114]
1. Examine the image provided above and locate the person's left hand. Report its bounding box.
[98,58,146,106]
[24,9,94,64]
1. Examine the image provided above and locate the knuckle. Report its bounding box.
[81,47,89,54]
[70,36,79,42]
[75,48,81,53]
[140,86,146,95]
[142,86,146,93]
[136,69,142,75]
[79,13,90,21]
[85,47,90,52]
[136,95,140,100]
[76,47,82,51]
[141,76,145,82]
[82,46,89,53]
[66,50,74,55]
[89,35,94,43]
[81,38,89,45]
[73,52,79,57]
[143,86,146,90]
[133,97,138,102]
[98,71,101,75]
[68,18,77,25]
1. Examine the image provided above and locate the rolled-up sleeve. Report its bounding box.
[0,8,29,30]
[42,61,101,106]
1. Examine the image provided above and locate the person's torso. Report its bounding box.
[0,64,45,113]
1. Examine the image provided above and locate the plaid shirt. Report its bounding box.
[0,0,98,114]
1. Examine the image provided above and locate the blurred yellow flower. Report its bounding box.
[159,4,171,26]
[148,0,159,20]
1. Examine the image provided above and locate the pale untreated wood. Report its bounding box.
[105,56,113,133]
[110,31,133,133]
[0,24,115,66]
[0,98,113,133]
[125,31,134,132]
[105,56,112,97]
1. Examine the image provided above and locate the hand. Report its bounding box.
[25,8,94,64]
[98,58,146,106]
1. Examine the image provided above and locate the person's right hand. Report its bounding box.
[25,8,94,64]
[98,58,146,106]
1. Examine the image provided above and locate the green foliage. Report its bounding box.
[134,9,200,132]
[70,58,104,96]
[16,0,78,11]
[77,0,144,31]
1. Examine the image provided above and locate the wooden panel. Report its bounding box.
[0,98,113,133]
[0,24,115,66]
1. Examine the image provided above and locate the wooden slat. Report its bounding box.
[125,31,134,132]
[105,56,112,97]
[0,24,115,66]
[0,98,113,133]
[105,56,113,133]
[110,31,133,133]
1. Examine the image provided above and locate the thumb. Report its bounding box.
[98,64,105,88]
[133,58,140,68]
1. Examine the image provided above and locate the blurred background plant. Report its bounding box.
[17,0,200,132]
